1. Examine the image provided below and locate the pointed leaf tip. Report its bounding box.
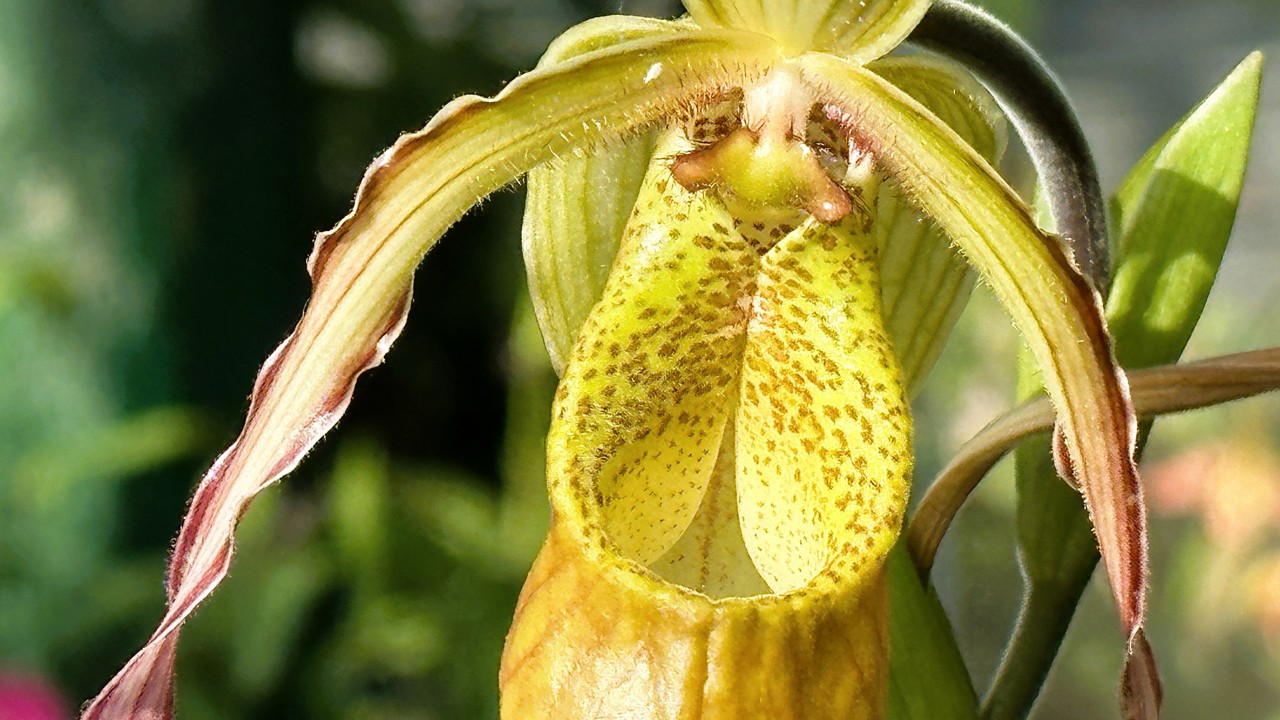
[1109,50,1263,370]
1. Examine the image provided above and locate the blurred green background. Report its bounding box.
[0,0,1277,718]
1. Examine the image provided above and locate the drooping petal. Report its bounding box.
[682,0,929,61]
[868,55,1006,392]
[995,53,1263,719]
[868,56,1007,162]
[82,29,777,720]
[907,347,1280,574]
[800,54,1148,642]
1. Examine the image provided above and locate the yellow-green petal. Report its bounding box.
[799,54,1148,640]
[869,54,1006,392]
[994,52,1263,720]
[522,16,691,371]
[682,0,930,60]
[735,217,910,594]
[549,149,758,568]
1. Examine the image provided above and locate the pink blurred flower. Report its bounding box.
[1248,556,1280,655]
[1147,439,1280,553]
[0,672,66,720]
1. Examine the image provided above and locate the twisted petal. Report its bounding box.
[682,0,930,60]
[82,28,778,720]
[800,54,1148,643]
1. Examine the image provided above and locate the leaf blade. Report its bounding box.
[1108,52,1263,369]
[887,543,979,720]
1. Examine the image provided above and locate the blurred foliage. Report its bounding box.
[1,0,1278,718]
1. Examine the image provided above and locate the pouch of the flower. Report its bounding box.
[500,127,911,719]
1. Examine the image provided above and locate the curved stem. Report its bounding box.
[908,0,1110,287]
[908,347,1280,575]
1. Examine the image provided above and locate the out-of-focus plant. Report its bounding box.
[0,0,218,711]
[75,1,1275,719]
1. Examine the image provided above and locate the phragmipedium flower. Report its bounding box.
[86,0,1207,718]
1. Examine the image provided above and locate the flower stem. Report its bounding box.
[979,543,1096,720]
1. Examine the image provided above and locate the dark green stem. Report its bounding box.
[980,523,1097,720]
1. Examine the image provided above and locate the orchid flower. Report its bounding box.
[82,1,1270,718]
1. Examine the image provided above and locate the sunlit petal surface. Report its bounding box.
[682,0,929,60]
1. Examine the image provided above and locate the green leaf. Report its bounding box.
[682,0,930,60]
[887,543,979,720]
[988,52,1263,720]
[868,54,1006,393]
[1108,51,1263,369]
